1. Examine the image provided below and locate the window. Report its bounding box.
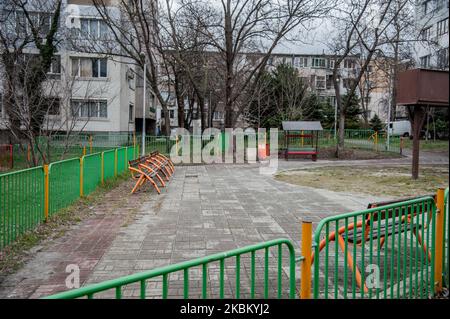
[170,110,175,119]
[437,47,449,69]
[421,0,436,16]
[344,59,356,69]
[316,76,326,89]
[343,78,355,89]
[268,57,273,66]
[213,111,224,120]
[129,104,134,123]
[71,100,107,119]
[328,59,335,69]
[77,18,108,39]
[43,98,60,115]
[420,55,431,68]
[71,57,107,78]
[47,55,61,76]
[437,18,448,36]
[312,58,326,68]
[13,11,51,38]
[421,26,432,40]
[326,75,333,89]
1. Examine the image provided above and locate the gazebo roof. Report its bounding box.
[282,121,323,131]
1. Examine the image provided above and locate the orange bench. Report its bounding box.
[128,152,174,194]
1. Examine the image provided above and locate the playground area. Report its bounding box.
[0,148,448,299]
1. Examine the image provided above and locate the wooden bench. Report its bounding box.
[128,152,175,194]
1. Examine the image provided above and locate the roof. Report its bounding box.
[282,121,323,131]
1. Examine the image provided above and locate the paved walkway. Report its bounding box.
[0,150,446,299]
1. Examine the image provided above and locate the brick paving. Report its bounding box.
[2,151,446,299]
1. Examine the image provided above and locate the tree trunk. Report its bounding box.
[409,105,426,180]
[174,74,185,129]
[224,0,234,129]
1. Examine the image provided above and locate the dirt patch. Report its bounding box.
[275,165,449,198]
[318,147,402,160]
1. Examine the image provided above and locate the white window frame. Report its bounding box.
[71,57,108,78]
[312,58,326,68]
[78,18,108,39]
[71,99,108,119]
[437,18,448,36]
[316,76,326,89]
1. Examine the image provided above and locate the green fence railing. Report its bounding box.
[44,238,297,299]
[49,158,80,217]
[443,188,449,287]
[0,167,44,249]
[83,153,102,196]
[0,145,138,250]
[312,196,436,299]
[102,150,116,182]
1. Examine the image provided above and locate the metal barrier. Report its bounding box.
[442,188,449,287]
[44,238,297,299]
[49,158,80,217]
[312,196,437,299]
[0,167,44,249]
[0,145,138,250]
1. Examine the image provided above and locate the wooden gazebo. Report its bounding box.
[282,121,323,161]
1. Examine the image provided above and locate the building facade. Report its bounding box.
[415,0,449,70]
[0,0,137,140]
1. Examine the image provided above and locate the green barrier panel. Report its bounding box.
[102,150,115,181]
[0,167,44,250]
[49,158,80,217]
[117,148,126,174]
[83,153,102,196]
[126,146,135,163]
[313,196,437,299]
[443,188,449,287]
[44,238,296,299]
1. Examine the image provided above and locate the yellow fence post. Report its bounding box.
[300,220,312,299]
[43,164,49,222]
[435,188,445,293]
[114,149,118,177]
[83,146,86,156]
[101,152,104,185]
[79,157,84,197]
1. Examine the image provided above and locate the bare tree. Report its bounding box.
[327,0,416,157]
[167,0,333,128]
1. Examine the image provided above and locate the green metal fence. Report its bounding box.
[44,238,297,299]
[0,145,138,250]
[443,188,449,287]
[83,153,102,196]
[117,147,127,174]
[0,167,44,249]
[49,158,80,217]
[313,196,436,299]
[102,150,116,182]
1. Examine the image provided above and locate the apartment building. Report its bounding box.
[415,0,449,70]
[267,53,391,122]
[0,0,137,140]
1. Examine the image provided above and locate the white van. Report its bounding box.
[387,121,411,137]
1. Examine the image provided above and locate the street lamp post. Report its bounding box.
[141,54,146,156]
